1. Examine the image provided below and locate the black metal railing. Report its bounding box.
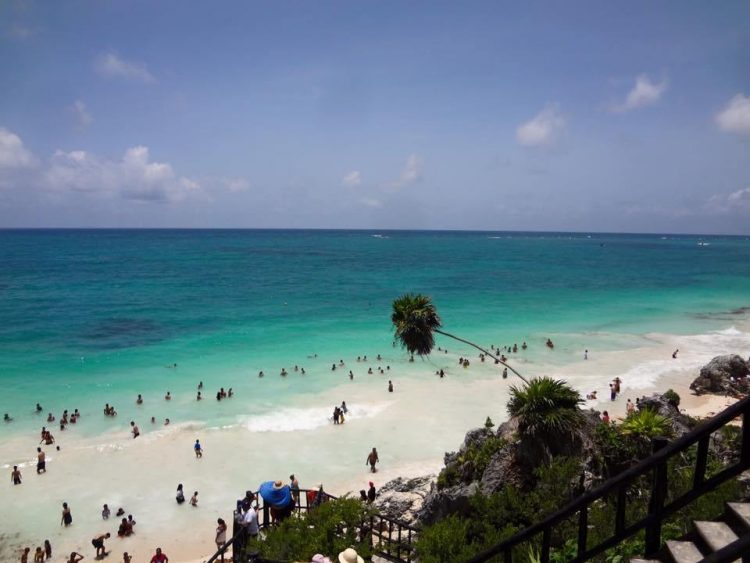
[205,488,417,563]
[467,395,750,563]
[698,530,750,563]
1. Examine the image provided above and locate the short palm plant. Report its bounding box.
[621,408,672,440]
[507,377,584,438]
[391,293,528,383]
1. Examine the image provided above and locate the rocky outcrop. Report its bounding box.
[417,410,602,525]
[637,393,695,436]
[371,475,434,527]
[418,481,479,526]
[689,355,750,397]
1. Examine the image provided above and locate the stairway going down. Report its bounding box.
[631,501,750,563]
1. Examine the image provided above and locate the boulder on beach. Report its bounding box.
[689,354,750,396]
[370,475,434,527]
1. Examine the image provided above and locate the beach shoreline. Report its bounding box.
[2,318,749,562]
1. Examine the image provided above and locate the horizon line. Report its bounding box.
[0,227,748,237]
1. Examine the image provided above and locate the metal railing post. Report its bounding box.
[645,436,669,555]
[742,406,750,466]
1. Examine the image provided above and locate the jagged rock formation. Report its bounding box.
[378,355,749,528]
[637,392,695,436]
[417,409,602,525]
[689,355,750,397]
[370,475,434,527]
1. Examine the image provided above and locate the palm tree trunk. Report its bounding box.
[434,328,530,384]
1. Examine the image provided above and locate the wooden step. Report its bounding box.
[727,502,750,530]
[694,521,739,559]
[666,540,703,563]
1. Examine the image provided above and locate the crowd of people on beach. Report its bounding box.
[5,341,552,561]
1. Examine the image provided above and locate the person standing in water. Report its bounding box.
[36,447,46,474]
[61,502,72,526]
[388,381,393,392]
[11,465,22,484]
[366,447,379,473]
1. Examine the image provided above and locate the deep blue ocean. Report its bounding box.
[1,229,749,435]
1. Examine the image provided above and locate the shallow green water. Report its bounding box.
[1,229,749,436]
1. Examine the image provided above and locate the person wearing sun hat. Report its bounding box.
[338,547,364,563]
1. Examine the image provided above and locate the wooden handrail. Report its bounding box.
[466,395,750,562]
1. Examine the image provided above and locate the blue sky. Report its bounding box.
[1,1,749,233]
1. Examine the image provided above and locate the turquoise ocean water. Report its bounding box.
[1,229,749,437]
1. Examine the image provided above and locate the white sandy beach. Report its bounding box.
[2,322,749,562]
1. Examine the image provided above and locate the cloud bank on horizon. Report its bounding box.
[0,1,748,234]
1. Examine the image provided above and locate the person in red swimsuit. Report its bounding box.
[150,547,169,562]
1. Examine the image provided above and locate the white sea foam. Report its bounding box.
[612,325,750,389]
[240,402,392,433]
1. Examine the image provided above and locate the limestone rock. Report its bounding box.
[371,475,435,527]
[418,481,479,525]
[689,355,750,396]
[636,393,695,436]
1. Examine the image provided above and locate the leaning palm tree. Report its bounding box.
[507,377,584,438]
[391,293,528,383]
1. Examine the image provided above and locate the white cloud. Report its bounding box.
[71,100,93,128]
[610,74,667,113]
[385,154,424,189]
[46,145,201,203]
[225,177,250,192]
[716,94,750,136]
[94,52,154,83]
[342,170,362,187]
[707,187,750,214]
[0,127,37,169]
[516,103,566,147]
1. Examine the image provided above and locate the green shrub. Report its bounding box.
[663,389,681,408]
[259,497,373,561]
[485,416,495,429]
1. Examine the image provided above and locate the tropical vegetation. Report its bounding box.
[507,377,584,438]
[391,293,528,383]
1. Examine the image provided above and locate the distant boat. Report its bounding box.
[371,234,388,239]
[697,242,710,247]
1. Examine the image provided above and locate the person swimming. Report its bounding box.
[165,391,171,400]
